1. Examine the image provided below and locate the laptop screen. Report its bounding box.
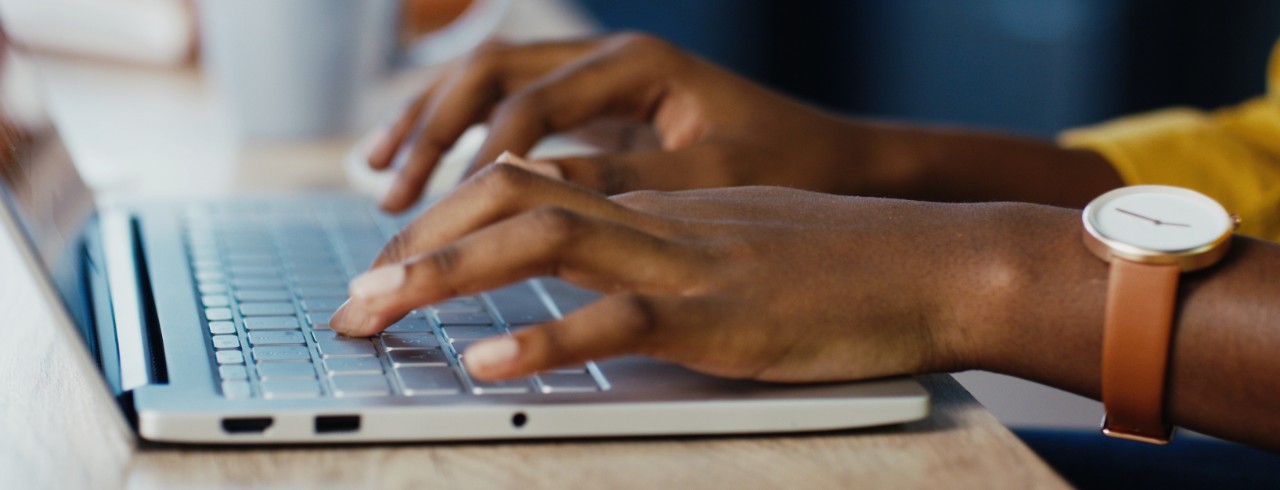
[0,50,97,337]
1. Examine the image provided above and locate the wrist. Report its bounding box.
[926,202,1106,389]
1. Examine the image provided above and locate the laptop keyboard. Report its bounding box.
[182,202,608,400]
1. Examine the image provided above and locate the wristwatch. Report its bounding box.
[1082,185,1237,444]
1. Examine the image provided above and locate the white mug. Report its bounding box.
[199,0,509,141]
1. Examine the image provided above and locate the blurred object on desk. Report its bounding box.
[198,0,509,142]
[0,0,194,66]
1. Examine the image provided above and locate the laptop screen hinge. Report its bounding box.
[100,210,169,390]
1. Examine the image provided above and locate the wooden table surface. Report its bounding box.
[2,4,1066,486]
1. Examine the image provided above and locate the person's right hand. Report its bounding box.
[327,163,1059,384]
[368,32,873,212]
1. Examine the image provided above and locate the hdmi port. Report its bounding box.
[222,417,273,434]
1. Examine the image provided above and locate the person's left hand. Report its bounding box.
[330,163,1023,383]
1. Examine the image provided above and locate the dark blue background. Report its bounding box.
[576,0,1280,137]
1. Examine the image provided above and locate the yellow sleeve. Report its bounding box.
[1059,41,1280,242]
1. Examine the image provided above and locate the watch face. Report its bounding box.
[1086,186,1232,253]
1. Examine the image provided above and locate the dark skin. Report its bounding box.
[335,33,1280,450]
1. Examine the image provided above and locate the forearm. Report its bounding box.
[848,121,1124,208]
[953,203,1280,450]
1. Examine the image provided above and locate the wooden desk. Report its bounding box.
[0,5,1067,487]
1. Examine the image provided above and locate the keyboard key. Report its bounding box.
[300,298,345,311]
[198,283,228,295]
[486,283,556,324]
[232,277,287,290]
[229,265,283,278]
[195,271,225,283]
[240,302,295,316]
[202,295,230,307]
[290,272,347,286]
[252,345,311,362]
[384,318,433,333]
[215,350,244,365]
[449,339,479,355]
[261,379,321,399]
[388,349,449,366]
[236,289,292,302]
[208,321,236,335]
[211,335,240,350]
[288,264,345,276]
[247,330,306,345]
[468,377,532,395]
[382,333,441,350]
[244,316,301,330]
[295,286,348,299]
[221,380,252,399]
[396,366,463,395]
[226,253,278,266]
[306,310,336,328]
[537,373,600,393]
[323,357,384,375]
[205,307,232,321]
[218,364,249,380]
[549,363,590,374]
[430,297,486,313]
[315,337,377,358]
[256,362,317,380]
[434,311,493,325]
[540,278,603,314]
[330,375,391,397]
[442,326,502,341]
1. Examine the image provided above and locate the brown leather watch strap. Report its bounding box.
[1101,258,1181,443]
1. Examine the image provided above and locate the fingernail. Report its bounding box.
[464,336,519,375]
[329,300,359,335]
[496,150,529,165]
[349,264,405,300]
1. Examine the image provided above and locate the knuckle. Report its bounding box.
[528,206,583,243]
[380,230,413,263]
[536,325,570,364]
[612,31,674,54]
[612,189,665,208]
[476,161,536,195]
[425,245,461,278]
[615,294,660,341]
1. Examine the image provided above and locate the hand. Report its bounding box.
[330,163,1023,382]
[368,32,870,212]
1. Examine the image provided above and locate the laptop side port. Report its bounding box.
[221,417,273,434]
[315,415,360,433]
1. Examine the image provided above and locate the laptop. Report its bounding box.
[0,77,928,446]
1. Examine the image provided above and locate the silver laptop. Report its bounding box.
[0,98,927,446]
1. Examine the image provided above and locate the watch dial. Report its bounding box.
[1091,191,1229,252]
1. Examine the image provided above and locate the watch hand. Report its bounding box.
[1116,208,1159,223]
[1116,208,1191,227]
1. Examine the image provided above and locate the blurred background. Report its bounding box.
[578,0,1280,137]
[2,0,1279,435]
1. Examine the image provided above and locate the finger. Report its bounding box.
[463,293,686,380]
[367,90,431,171]
[464,36,672,179]
[380,40,602,212]
[497,151,565,180]
[333,207,697,336]
[372,163,668,268]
